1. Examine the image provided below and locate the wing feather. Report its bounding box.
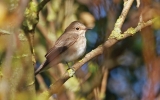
[45,33,79,63]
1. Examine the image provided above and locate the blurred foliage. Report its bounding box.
[0,0,160,100]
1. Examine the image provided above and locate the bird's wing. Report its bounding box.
[45,33,79,62]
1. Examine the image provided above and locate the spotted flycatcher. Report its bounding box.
[35,21,89,75]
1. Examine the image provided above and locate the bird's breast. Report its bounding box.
[62,36,86,62]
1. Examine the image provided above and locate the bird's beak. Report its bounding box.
[85,28,92,30]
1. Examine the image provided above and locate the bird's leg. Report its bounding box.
[66,62,75,77]
[66,62,70,69]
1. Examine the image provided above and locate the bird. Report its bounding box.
[35,21,90,75]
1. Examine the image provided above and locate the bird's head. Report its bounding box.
[64,21,91,35]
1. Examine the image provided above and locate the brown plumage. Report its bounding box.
[35,21,89,75]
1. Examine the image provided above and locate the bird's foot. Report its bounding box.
[67,67,75,77]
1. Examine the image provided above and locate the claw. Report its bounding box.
[67,67,75,77]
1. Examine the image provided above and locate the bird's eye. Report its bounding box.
[76,27,79,30]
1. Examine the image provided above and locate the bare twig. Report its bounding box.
[118,0,134,29]
[38,0,50,12]
[136,0,140,8]
[36,74,49,91]
[0,29,11,35]
[94,88,100,100]
[109,0,134,39]
[100,69,108,100]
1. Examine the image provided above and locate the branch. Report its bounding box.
[37,0,158,98]
[106,18,156,41]
[22,0,50,64]
[136,0,140,8]
[22,0,50,32]
[38,0,50,12]
[109,0,134,39]
[0,29,11,35]
[38,17,156,99]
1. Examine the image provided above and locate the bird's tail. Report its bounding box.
[35,60,49,75]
